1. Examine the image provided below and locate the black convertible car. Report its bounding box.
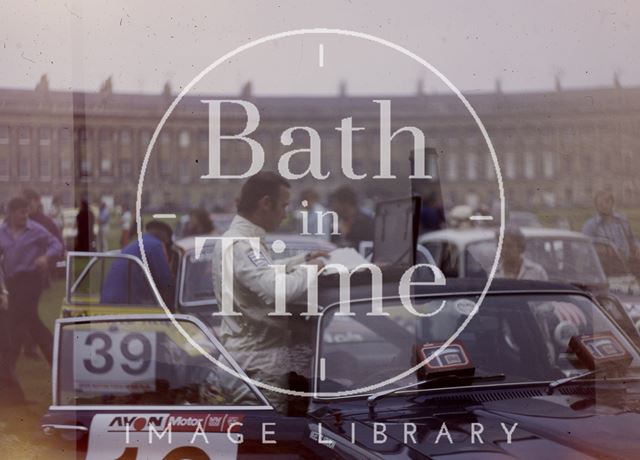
[41,279,640,459]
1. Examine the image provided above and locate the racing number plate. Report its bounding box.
[73,330,157,394]
[86,413,241,460]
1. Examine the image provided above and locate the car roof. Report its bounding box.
[174,233,336,252]
[314,276,587,307]
[419,226,590,246]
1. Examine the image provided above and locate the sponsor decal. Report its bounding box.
[88,413,242,460]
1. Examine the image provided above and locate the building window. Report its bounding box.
[623,151,632,173]
[17,127,31,178]
[583,152,592,173]
[427,154,438,180]
[158,131,172,177]
[504,151,516,179]
[39,128,51,179]
[466,153,478,180]
[160,131,171,146]
[77,128,91,177]
[0,126,9,180]
[80,158,91,177]
[198,130,207,146]
[179,160,191,181]
[99,128,114,176]
[563,154,572,173]
[120,158,133,178]
[140,130,151,148]
[60,158,71,178]
[0,126,8,145]
[485,155,495,179]
[523,152,535,179]
[0,154,8,179]
[446,154,458,181]
[100,157,112,174]
[59,128,72,178]
[39,127,51,146]
[179,130,190,148]
[121,129,132,145]
[543,151,554,178]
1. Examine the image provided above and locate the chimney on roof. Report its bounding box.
[240,81,252,99]
[339,80,347,97]
[554,73,562,92]
[100,76,113,95]
[163,81,172,97]
[613,72,621,90]
[495,77,502,94]
[35,74,49,93]
[416,78,425,96]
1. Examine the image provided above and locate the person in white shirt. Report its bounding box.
[496,226,586,327]
[212,172,327,412]
[496,226,548,281]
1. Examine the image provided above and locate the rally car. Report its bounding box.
[42,278,640,459]
[60,234,336,324]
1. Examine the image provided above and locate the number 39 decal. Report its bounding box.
[73,330,157,393]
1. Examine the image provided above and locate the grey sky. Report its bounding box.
[0,0,637,95]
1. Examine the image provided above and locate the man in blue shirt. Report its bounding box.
[583,190,639,273]
[0,197,63,374]
[101,220,175,307]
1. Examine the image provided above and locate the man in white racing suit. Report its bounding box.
[212,172,327,412]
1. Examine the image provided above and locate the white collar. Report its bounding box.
[227,214,267,239]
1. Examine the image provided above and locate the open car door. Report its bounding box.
[63,251,171,318]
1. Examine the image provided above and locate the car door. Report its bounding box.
[44,314,314,459]
[64,251,169,317]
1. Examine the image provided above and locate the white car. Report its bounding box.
[419,227,607,288]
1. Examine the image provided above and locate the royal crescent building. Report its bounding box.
[0,75,638,213]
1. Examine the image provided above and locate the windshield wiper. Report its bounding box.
[546,365,639,395]
[367,373,505,417]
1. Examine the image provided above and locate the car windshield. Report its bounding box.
[316,293,640,395]
[182,249,216,304]
[465,238,607,285]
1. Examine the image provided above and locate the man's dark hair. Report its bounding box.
[22,188,40,201]
[594,189,614,205]
[145,220,173,245]
[237,171,290,215]
[7,197,29,213]
[329,185,358,207]
[189,208,214,234]
[500,225,526,252]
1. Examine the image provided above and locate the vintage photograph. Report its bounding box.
[1,1,639,458]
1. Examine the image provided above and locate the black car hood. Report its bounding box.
[323,384,640,459]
